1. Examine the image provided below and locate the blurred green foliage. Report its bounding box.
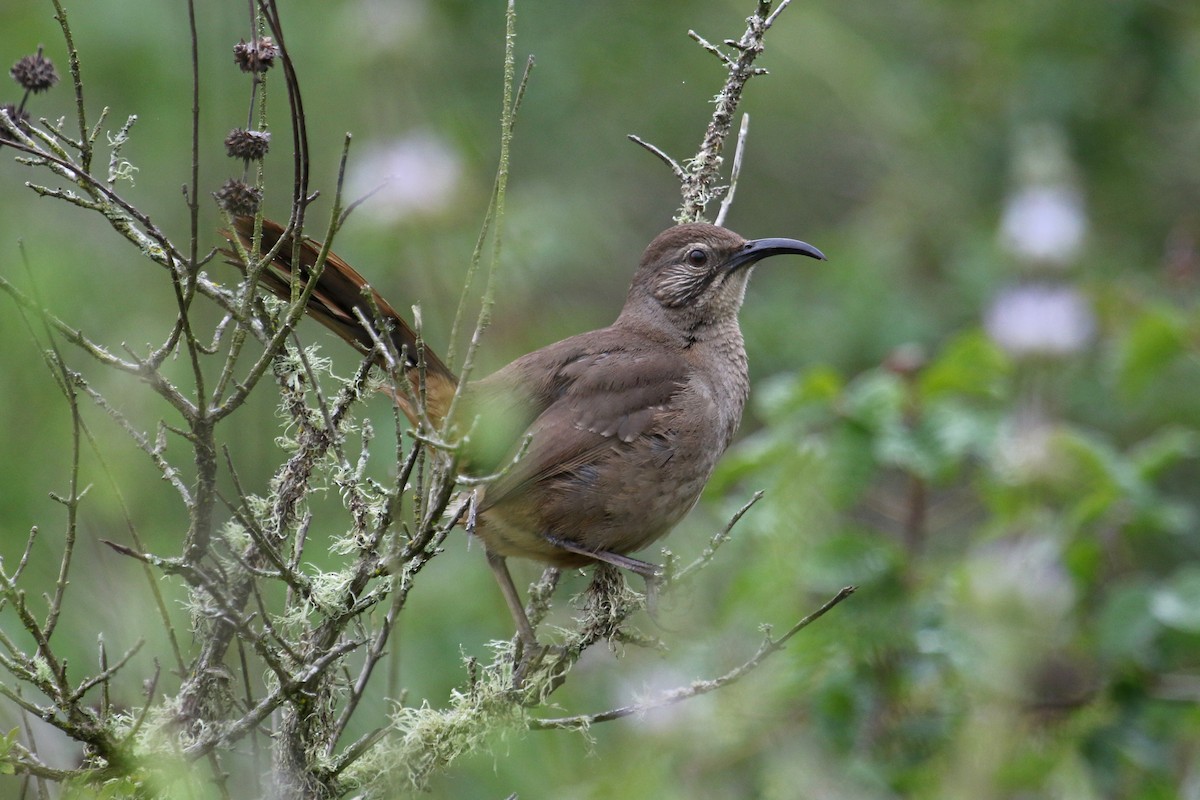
[1,0,1199,797]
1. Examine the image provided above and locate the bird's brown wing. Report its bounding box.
[474,334,689,512]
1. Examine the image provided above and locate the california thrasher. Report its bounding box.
[228,216,824,644]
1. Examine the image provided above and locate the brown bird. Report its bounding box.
[227,216,824,644]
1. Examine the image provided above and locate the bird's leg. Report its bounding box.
[544,536,663,620]
[487,551,559,691]
[486,550,539,649]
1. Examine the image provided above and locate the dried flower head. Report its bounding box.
[0,103,31,142]
[224,128,271,160]
[10,51,59,94]
[214,178,262,216]
[233,37,280,73]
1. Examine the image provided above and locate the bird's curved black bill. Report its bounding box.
[730,237,827,270]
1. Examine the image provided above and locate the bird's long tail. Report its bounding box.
[224,216,458,425]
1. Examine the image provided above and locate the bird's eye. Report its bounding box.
[685,248,708,267]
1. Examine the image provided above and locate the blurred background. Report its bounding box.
[2,0,1199,797]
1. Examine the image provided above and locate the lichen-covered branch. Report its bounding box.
[630,0,794,223]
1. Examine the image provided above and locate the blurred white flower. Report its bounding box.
[966,535,1074,616]
[984,283,1094,357]
[345,132,462,222]
[999,123,1088,266]
[999,184,1087,265]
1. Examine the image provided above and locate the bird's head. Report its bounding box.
[622,223,826,336]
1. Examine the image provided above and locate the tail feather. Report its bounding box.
[225,216,458,424]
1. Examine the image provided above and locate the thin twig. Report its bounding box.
[688,29,735,66]
[714,113,749,227]
[531,586,856,730]
[49,0,90,168]
[443,0,524,399]
[673,489,764,583]
[15,242,83,643]
[627,133,686,181]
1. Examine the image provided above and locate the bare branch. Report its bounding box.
[688,29,736,66]
[673,488,764,583]
[714,113,750,227]
[627,133,686,181]
[531,586,856,730]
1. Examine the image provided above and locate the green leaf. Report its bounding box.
[1114,306,1188,397]
[927,400,1000,463]
[1151,567,1200,633]
[920,330,1012,401]
[875,421,940,479]
[708,426,798,492]
[1129,426,1200,480]
[841,371,905,430]
[1095,584,1158,665]
[1052,427,1144,524]
[773,528,902,596]
[755,366,844,423]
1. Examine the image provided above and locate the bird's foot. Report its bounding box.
[511,638,572,701]
[544,536,667,623]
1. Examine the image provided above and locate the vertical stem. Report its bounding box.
[49,0,90,169]
[443,0,520,421]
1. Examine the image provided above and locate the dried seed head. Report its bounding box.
[233,37,279,73]
[0,103,31,142]
[232,41,254,71]
[214,178,262,216]
[10,51,59,94]
[224,128,271,160]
